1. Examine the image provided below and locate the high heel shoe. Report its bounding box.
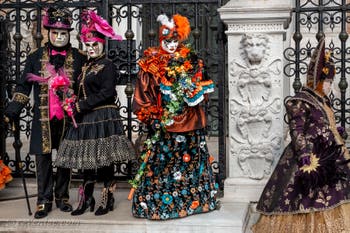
[71,181,95,216]
[95,182,116,216]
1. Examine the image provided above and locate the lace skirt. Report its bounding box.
[252,203,350,233]
[55,106,135,169]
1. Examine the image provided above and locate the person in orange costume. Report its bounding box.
[131,14,218,220]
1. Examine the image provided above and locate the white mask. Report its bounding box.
[85,41,104,59]
[322,80,333,95]
[161,39,179,54]
[49,29,69,47]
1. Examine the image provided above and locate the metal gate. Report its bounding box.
[286,0,350,128]
[0,0,228,189]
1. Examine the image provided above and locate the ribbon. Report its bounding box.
[51,50,67,56]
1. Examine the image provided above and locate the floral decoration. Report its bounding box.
[0,160,12,190]
[159,44,214,126]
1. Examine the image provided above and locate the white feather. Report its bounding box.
[156,14,174,29]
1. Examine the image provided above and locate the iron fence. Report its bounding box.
[0,0,228,189]
[286,0,350,127]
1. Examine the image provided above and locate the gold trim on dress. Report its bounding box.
[322,102,350,161]
[252,202,350,233]
[300,153,320,173]
[92,105,118,111]
[75,102,81,113]
[89,64,105,75]
[12,92,30,105]
[38,46,75,154]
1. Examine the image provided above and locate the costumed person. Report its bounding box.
[252,38,350,233]
[0,160,12,190]
[4,7,86,219]
[130,14,218,220]
[55,10,135,216]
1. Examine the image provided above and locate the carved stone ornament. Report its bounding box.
[229,33,283,179]
[230,33,282,106]
[231,137,281,179]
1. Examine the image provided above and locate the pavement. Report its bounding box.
[0,178,259,233]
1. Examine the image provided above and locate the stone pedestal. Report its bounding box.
[219,0,292,203]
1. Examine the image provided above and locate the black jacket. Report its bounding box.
[6,45,86,154]
[76,56,118,114]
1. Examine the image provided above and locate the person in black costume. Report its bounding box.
[55,10,135,216]
[5,7,86,219]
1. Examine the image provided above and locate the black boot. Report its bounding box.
[95,183,116,216]
[55,199,73,212]
[34,203,52,219]
[71,181,95,216]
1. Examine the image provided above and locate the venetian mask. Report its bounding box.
[322,80,333,95]
[49,29,70,47]
[161,39,179,54]
[85,41,104,59]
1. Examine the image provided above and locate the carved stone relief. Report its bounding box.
[229,33,283,179]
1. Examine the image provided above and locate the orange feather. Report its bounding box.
[173,14,191,41]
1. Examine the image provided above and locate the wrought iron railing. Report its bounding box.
[0,0,228,189]
[286,0,350,127]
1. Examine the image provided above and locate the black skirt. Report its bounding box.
[55,106,135,169]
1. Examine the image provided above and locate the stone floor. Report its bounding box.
[0,179,260,233]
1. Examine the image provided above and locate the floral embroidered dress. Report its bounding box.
[252,87,350,233]
[131,44,218,220]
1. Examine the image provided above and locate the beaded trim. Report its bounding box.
[39,49,51,154]
[75,102,81,113]
[56,134,135,169]
[12,92,30,104]
[39,46,74,153]
[92,105,118,111]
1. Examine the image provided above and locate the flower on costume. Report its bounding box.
[154,193,160,199]
[173,171,182,180]
[140,202,148,209]
[175,135,186,142]
[162,193,173,205]
[159,44,215,127]
[190,200,200,209]
[27,65,76,126]
[179,209,187,217]
[182,153,191,163]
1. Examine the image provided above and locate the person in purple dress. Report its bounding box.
[252,38,350,233]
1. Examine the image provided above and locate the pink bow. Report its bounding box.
[51,50,67,56]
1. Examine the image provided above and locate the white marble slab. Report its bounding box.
[0,187,251,233]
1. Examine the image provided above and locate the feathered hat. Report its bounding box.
[306,38,336,89]
[80,10,122,44]
[43,7,73,31]
[157,14,191,42]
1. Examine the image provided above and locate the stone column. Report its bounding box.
[218,0,292,203]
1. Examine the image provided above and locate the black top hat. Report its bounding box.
[43,7,73,31]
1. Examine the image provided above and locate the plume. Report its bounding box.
[157,14,174,29]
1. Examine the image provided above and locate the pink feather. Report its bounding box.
[27,64,70,120]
